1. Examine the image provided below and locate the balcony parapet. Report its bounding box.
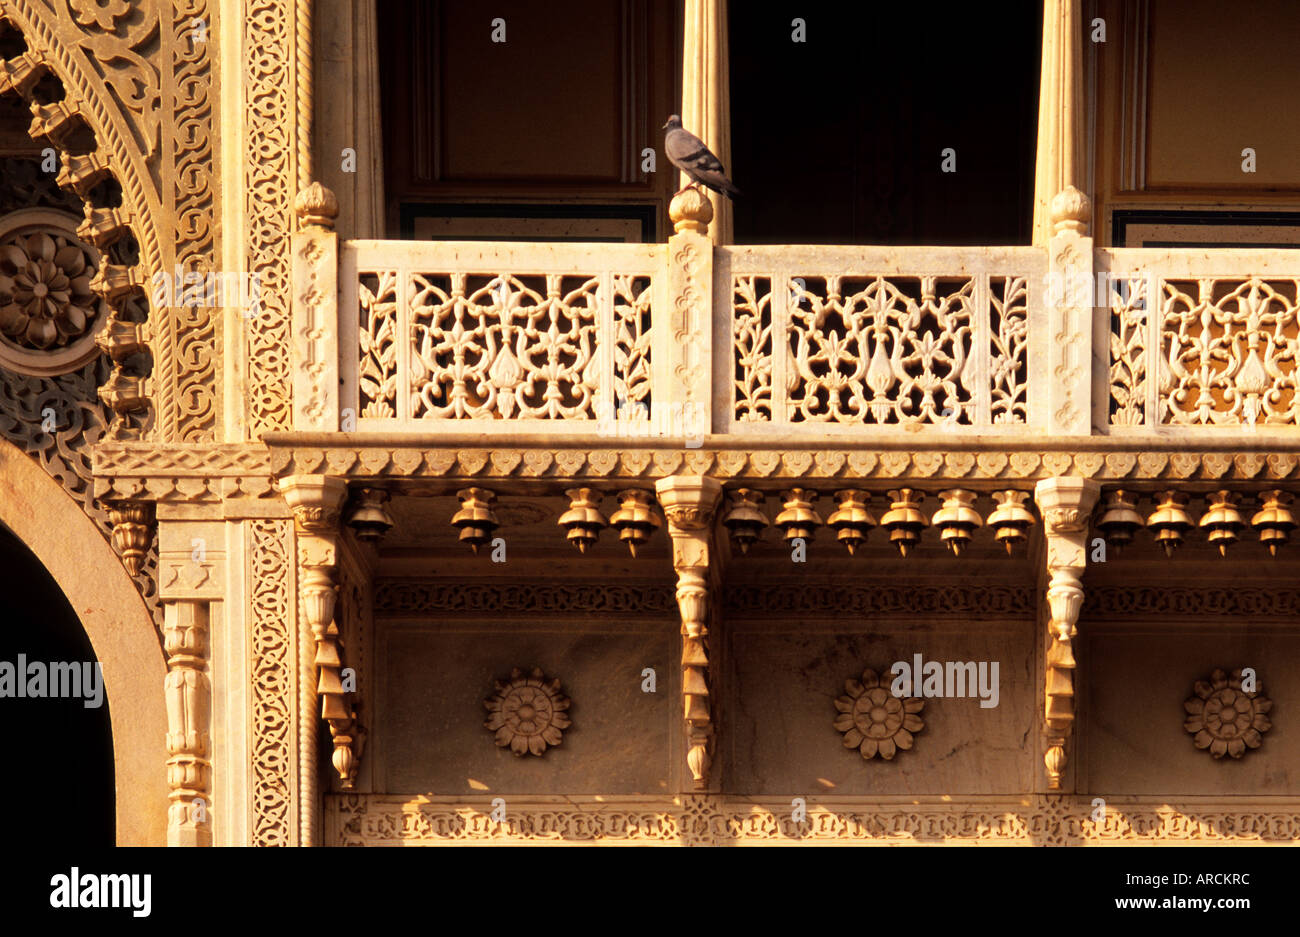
[291,200,1300,446]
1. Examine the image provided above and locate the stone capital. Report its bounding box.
[1034,476,1099,571]
[654,475,722,532]
[280,474,347,534]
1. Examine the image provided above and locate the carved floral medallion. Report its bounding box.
[0,212,106,376]
[1184,668,1272,759]
[484,667,572,756]
[834,668,924,760]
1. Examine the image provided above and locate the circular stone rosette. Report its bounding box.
[484,667,571,756]
[0,209,108,377]
[834,667,924,760]
[1183,667,1271,759]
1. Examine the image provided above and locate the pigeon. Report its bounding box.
[663,115,739,199]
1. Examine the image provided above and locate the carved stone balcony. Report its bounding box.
[290,216,1300,447]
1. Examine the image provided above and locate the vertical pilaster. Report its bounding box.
[654,476,723,790]
[164,600,212,846]
[680,0,732,245]
[1033,476,1099,792]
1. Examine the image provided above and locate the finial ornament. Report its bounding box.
[669,186,713,235]
[294,182,339,230]
[1050,185,1090,237]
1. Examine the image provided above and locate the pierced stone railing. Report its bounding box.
[291,216,1300,442]
[1097,249,1300,431]
[717,246,1047,435]
[335,241,663,434]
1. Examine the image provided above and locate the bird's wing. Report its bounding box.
[666,128,726,175]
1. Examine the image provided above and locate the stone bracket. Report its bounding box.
[654,475,723,791]
[1034,476,1099,792]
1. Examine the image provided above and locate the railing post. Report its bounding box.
[1046,186,1094,436]
[665,190,715,445]
[292,182,340,432]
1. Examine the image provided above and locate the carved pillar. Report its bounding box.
[681,0,731,245]
[1033,0,1085,245]
[1033,476,1099,791]
[654,476,723,790]
[291,183,340,431]
[156,513,225,845]
[281,474,357,846]
[164,600,211,846]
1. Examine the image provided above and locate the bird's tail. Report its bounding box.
[717,180,741,200]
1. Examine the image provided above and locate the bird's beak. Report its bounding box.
[662,119,670,129]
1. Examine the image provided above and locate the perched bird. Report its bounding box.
[663,115,739,199]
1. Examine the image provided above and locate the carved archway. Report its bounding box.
[0,436,166,844]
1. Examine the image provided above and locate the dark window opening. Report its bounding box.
[729,3,1042,245]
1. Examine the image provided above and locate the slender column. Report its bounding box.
[281,474,347,845]
[1033,477,1099,791]
[654,476,723,790]
[164,600,212,846]
[1032,0,1085,245]
[681,0,732,245]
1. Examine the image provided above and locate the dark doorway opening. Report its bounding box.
[0,521,114,846]
[729,3,1042,245]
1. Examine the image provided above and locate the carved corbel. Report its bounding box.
[654,475,723,790]
[164,599,211,847]
[106,499,154,577]
[1033,477,1099,791]
[280,475,363,794]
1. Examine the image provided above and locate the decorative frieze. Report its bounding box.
[262,443,1300,485]
[1083,586,1300,619]
[375,580,677,616]
[725,583,1034,616]
[328,794,1300,846]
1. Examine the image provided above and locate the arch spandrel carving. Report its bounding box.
[0,0,221,443]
